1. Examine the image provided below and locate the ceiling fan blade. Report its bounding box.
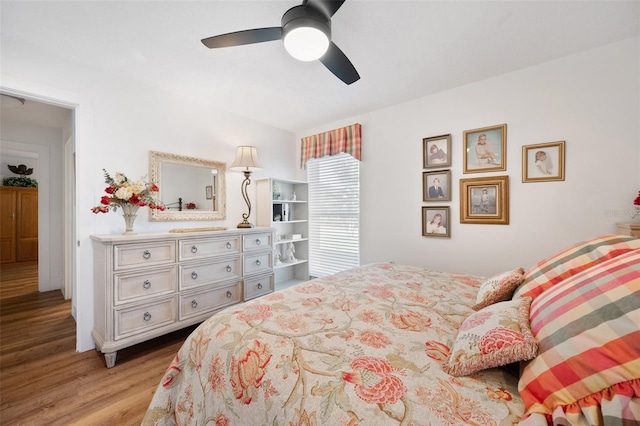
[319,42,360,85]
[305,0,346,18]
[201,27,282,49]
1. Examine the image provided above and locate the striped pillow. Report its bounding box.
[513,234,640,300]
[518,250,640,425]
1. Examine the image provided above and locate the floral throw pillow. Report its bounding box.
[443,297,537,377]
[473,268,525,310]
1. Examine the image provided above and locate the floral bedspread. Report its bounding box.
[143,263,523,425]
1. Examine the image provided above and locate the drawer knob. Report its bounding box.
[226,241,232,249]
[143,250,151,260]
[143,312,151,322]
[256,238,262,246]
[226,290,232,298]
[143,280,151,289]
[226,265,232,273]
[257,282,263,290]
[191,271,198,280]
[191,245,198,254]
[191,299,198,309]
[255,259,261,267]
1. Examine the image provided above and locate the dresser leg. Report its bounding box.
[104,351,117,368]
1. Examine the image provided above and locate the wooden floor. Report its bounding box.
[0,264,195,425]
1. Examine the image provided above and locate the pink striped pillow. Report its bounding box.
[518,249,640,425]
[513,234,640,300]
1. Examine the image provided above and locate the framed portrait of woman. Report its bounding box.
[522,141,565,182]
[423,134,451,168]
[422,206,450,237]
[463,124,507,173]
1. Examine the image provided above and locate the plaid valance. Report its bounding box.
[300,123,361,169]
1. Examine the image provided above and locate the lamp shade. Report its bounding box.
[230,146,263,172]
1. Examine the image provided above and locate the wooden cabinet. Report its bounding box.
[0,187,38,264]
[256,178,310,290]
[91,228,274,368]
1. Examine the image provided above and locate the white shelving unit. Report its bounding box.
[256,178,309,290]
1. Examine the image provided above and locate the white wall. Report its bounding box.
[297,37,640,276]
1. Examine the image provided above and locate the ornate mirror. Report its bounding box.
[149,151,226,221]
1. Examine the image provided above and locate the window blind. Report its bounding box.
[307,153,360,277]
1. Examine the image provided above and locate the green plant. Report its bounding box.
[2,176,38,187]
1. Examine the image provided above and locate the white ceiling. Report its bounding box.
[1,1,638,133]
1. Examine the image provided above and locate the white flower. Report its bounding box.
[130,180,146,194]
[115,186,133,201]
[114,172,126,185]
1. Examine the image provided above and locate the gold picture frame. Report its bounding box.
[422,206,450,237]
[423,134,452,168]
[463,124,507,173]
[522,141,565,182]
[460,175,509,224]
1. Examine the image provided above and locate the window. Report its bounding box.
[307,153,360,277]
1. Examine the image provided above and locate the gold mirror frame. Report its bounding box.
[149,150,226,221]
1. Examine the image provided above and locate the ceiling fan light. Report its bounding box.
[284,26,329,61]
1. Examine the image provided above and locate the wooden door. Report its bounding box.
[16,188,38,262]
[0,189,17,263]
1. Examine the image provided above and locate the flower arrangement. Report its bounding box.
[633,190,640,219]
[91,169,165,214]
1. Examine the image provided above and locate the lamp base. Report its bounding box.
[237,221,254,229]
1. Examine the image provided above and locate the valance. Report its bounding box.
[300,123,361,169]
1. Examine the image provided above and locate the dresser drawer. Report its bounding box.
[179,281,242,320]
[114,266,177,305]
[179,257,242,290]
[179,236,241,261]
[244,273,274,300]
[115,296,176,340]
[244,251,272,276]
[114,242,176,271]
[243,232,273,252]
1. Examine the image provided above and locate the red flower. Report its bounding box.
[425,341,450,363]
[478,327,524,354]
[230,340,272,404]
[342,356,407,404]
[100,196,111,205]
[104,186,115,194]
[150,183,159,192]
[634,191,640,206]
[359,330,391,348]
[162,354,181,388]
[129,194,141,205]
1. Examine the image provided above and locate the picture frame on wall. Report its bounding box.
[460,175,509,224]
[463,124,507,173]
[522,141,565,182]
[423,134,452,168]
[423,170,451,201]
[422,206,450,237]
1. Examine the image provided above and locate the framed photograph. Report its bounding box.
[522,141,565,182]
[460,175,509,224]
[463,124,507,173]
[422,206,450,237]
[205,185,213,200]
[423,170,451,201]
[423,134,451,168]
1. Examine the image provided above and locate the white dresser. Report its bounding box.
[91,228,274,368]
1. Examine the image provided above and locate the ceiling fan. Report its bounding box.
[201,0,360,85]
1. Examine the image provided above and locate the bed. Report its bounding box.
[143,235,640,425]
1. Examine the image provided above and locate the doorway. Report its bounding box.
[0,93,75,327]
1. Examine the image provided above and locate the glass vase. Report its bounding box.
[121,203,140,235]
